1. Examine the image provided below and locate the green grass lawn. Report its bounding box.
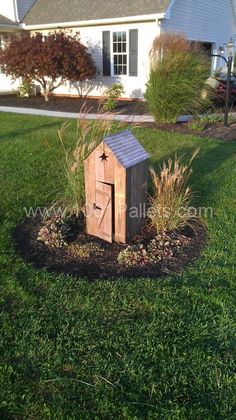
[0,113,236,419]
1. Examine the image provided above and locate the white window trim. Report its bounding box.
[110,29,129,78]
[0,36,6,74]
[0,35,5,50]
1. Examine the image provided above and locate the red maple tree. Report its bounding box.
[0,31,97,101]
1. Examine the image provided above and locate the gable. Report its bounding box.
[16,0,37,21]
[24,0,171,25]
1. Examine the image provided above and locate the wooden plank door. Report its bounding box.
[94,182,113,243]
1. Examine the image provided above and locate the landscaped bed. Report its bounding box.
[0,113,236,418]
[144,119,236,142]
[0,94,147,115]
[1,94,236,141]
[14,214,206,280]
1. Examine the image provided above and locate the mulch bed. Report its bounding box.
[142,121,236,142]
[1,94,236,141]
[13,215,207,281]
[0,94,147,116]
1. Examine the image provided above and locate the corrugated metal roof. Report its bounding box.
[104,130,150,169]
[24,0,171,25]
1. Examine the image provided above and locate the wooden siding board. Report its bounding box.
[95,181,113,242]
[94,142,115,184]
[84,152,96,236]
[114,164,126,243]
[127,160,148,240]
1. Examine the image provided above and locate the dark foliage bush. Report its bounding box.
[0,31,97,101]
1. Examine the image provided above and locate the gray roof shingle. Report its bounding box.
[24,0,171,25]
[104,130,150,169]
[0,14,15,25]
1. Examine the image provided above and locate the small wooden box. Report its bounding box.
[84,130,149,243]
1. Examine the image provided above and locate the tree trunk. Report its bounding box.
[43,90,49,102]
[42,84,50,102]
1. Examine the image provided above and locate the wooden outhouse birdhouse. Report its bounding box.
[84,130,150,243]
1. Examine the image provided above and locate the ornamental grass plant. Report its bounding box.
[145,33,212,123]
[53,108,114,217]
[149,149,199,233]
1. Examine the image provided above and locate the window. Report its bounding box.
[113,31,127,75]
[102,29,138,77]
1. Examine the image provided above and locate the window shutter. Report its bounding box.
[129,29,138,77]
[102,31,111,76]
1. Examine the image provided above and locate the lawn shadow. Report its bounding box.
[0,120,63,142]
[149,137,236,208]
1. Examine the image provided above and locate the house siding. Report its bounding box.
[161,0,235,55]
[0,1,16,22]
[0,31,20,94]
[0,72,19,94]
[37,21,160,99]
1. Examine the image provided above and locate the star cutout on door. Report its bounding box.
[99,152,108,162]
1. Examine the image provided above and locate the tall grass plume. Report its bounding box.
[52,107,116,217]
[145,33,212,123]
[149,149,199,233]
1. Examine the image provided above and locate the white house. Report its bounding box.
[1,0,236,98]
[0,0,36,93]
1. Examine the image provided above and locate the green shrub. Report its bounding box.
[188,119,207,132]
[16,79,33,97]
[200,113,223,124]
[37,215,72,248]
[149,150,199,233]
[189,112,224,131]
[117,232,190,268]
[103,83,124,111]
[145,33,211,123]
[118,244,158,267]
